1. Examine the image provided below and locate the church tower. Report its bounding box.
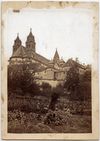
[13,33,22,53]
[26,28,36,52]
[53,49,60,63]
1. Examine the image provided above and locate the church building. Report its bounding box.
[9,29,86,87]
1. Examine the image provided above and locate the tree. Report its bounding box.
[79,69,91,100]
[8,62,40,96]
[64,63,80,100]
[64,62,91,115]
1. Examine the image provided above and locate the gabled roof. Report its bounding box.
[33,52,50,66]
[11,46,27,58]
[11,45,50,66]
[64,59,85,69]
[64,59,74,67]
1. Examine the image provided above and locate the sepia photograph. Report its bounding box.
[1,1,99,140]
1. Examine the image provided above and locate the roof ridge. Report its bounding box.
[12,45,27,58]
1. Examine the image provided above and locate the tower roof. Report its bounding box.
[14,33,21,44]
[27,28,35,41]
[53,49,60,62]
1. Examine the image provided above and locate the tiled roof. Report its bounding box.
[32,52,50,66]
[11,46,50,66]
[12,46,27,58]
[64,59,85,69]
[11,46,85,70]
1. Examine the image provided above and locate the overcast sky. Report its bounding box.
[3,7,93,64]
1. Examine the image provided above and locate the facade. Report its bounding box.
[9,29,86,87]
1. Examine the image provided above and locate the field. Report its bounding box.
[8,95,92,133]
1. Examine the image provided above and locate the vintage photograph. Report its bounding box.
[1,1,99,139]
[8,29,92,133]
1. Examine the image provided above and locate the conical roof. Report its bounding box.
[53,49,60,62]
[14,33,21,44]
[27,28,35,41]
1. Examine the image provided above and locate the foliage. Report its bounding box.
[64,63,91,101]
[79,69,91,100]
[40,82,52,97]
[8,108,92,133]
[64,63,79,91]
[8,61,92,133]
[64,63,80,100]
[8,62,40,96]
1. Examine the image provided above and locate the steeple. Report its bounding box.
[26,28,36,52]
[30,28,32,32]
[53,48,60,63]
[13,33,22,53]
[15,33,21,43]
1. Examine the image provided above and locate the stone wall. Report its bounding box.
[37,79,63,87]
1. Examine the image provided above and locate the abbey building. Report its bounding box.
[9,29,86,87]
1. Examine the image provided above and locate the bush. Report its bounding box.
[40,82,52,97]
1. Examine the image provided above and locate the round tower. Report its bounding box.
[26,28,36,52]
[13,33,22,53]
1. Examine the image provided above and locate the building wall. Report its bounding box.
[55,71,66,80]
[37,79,63,87]
[10,57,85,88]
[35,68,67,81]
[35,68,54,80]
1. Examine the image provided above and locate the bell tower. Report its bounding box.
[53,49,60,63]
[26,28,36,52]
[13,33,22,53]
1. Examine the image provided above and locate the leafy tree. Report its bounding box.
[64,62,91,115]
[8,62,40,96]
[79,69,91,101]
[64,63,80,100]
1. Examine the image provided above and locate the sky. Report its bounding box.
[3,7,93,64]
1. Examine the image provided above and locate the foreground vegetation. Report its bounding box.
[8,62,92,133]
[8,95,91,133]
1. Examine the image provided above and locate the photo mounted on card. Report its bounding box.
[1,1,99,140]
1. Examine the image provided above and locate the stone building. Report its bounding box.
[9,29,86,87]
